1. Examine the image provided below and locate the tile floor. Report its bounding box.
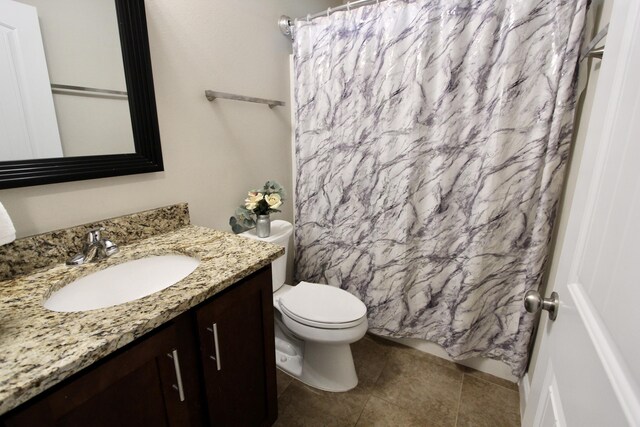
[274,334,521,427]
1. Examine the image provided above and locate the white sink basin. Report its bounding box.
[44,255,200,312]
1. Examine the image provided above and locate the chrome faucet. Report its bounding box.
[66,227,119,266]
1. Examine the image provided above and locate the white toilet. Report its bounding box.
[241,220,368,392]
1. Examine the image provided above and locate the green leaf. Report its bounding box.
[229,207,256,233]
[263,180,286,200]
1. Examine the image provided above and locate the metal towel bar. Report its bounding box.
[204,90,285,108]
[581,24,608,62]
[51,84,128,98]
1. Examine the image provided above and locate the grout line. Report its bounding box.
[353,395,373,426]
[368,344,393,391]
[453,374,466,427]
[278,380,292,398]
[371,352,392,385]
[370,344,466,425]
[368,351,422,421]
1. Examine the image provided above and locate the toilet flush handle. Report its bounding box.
[206,323,222,371]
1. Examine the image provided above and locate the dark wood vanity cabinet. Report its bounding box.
[196,267,277,426]
[3,315,204,427]
[3,266,277,427]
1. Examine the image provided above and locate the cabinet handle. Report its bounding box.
[206,323,222,371]
[167,349,186,402]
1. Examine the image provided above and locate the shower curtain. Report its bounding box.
[293,0,586,376]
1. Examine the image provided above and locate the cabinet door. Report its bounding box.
[4,315,204,427]
[196,267,277,426]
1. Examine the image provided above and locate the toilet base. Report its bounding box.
[299,341,358,392]
[274,316,360,392]
[276,342,359,392]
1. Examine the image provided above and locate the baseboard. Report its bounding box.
[386,336,518,383]
[519,372,530,419]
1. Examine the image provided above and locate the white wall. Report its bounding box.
[0,0,340,239]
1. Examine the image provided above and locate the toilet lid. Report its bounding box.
[278,282,367,328]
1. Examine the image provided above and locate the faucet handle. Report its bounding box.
[86,227,106,244]
[102,239,119,257]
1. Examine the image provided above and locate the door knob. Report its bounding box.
[524,290,559,321]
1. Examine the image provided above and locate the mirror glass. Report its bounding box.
[0,0,163,190]
[0,0,135,161]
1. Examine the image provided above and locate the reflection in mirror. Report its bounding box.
[0,0,135,161]
[0,0,163,189]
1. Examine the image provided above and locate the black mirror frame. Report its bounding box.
[0,0,163,190]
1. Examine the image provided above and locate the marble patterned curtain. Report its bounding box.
[293,0,585,376]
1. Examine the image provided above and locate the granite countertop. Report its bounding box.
[0,225,284,415]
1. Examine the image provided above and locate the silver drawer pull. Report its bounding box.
[167,349,186,402]
[206,323,222,371]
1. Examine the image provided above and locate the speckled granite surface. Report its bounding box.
[0,221,283,415]
[0,203,190,281]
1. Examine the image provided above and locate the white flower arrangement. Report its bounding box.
[229,181,286,233]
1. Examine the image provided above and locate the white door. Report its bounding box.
[0,0,62,160]
[523,1,640,426]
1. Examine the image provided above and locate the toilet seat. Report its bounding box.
[278,282,367,329]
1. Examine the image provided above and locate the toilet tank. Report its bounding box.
[240,220,293,292]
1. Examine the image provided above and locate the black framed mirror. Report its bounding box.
[0,0,163,189]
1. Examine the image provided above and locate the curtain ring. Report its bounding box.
[306,13,311,22]
[327,7,331,17]
[347,2,351,11]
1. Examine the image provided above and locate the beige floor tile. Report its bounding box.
[379,337,517,391]
[355,395,435,426]
[372,347,463,426]
[277,368,294,397]
[464,370,518,392]
[456,375,520,427]
[369,335,469,374]
[274,334,520,427]
[275,407,354,427]
[276,379,369,427]
[351,335,393,386]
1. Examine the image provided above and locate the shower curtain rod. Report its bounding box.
[279,0,387,37]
